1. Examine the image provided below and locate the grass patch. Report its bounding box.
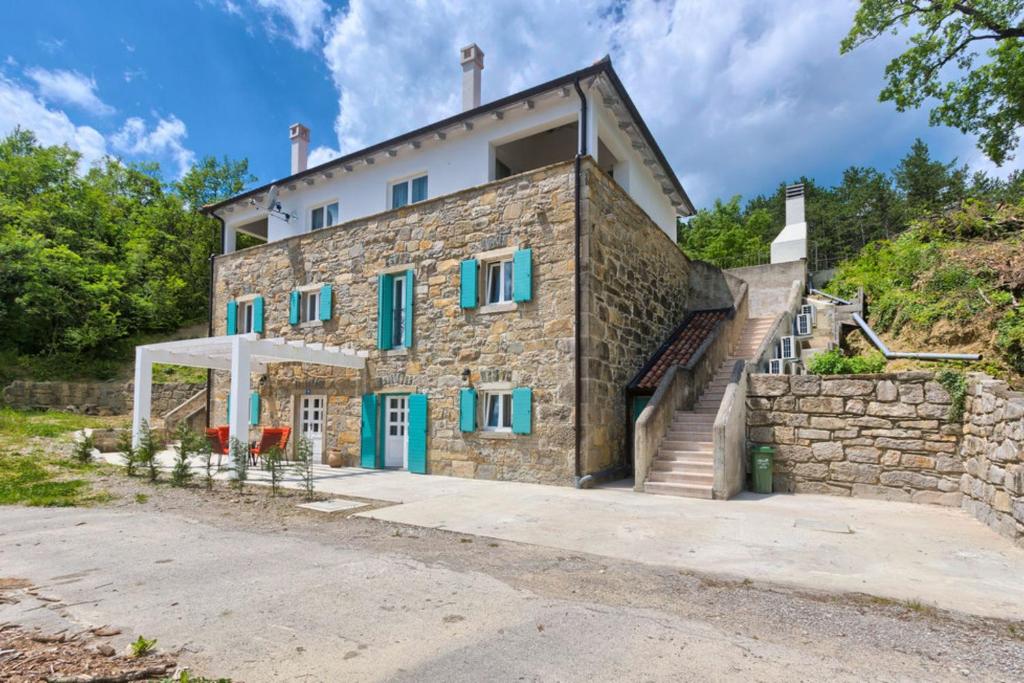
[135,493,149,504]
[0,451,111,507]
[0,406,114,444]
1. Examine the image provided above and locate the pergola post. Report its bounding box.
[131,348,153,448]
[227,335,251,467]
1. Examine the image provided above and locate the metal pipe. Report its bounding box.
[852,314,981,361]
[572,76,587,481]
[809,288,852,305]
[205,212,226,428]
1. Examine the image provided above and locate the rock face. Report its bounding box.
[1,380,203,417]
[959,375,1024,545]
[747,372,962,506]
[210,159,692,484]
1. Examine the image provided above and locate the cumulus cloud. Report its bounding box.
[307,144,339,167]
[311,0,969,207]
[0,75,107,170]
[26,67,114,116]
[254,0,328,50]
[111,115,196,178]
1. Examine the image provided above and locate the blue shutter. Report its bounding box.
[411,176,428,203]
[460,259,478,309]
[512,387,532,434]
[226,301,237,335]
[391,183,408,209]
[403,269,414,348]
[289,291,300,325]
[407,393,428,474]
[226,393,231,422]
[459,388,477,432]
[249,392,260,425]
[513,248,532,302]
[377,274,393,350]
[360,394,378,468]
[253,296,264,333]
[319,284,333,321]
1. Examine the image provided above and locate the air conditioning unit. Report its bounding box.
[768,358,787,375]
[779,335,798,360]
[800,303,817,324]
[787,360,805,375]
[794,313,813,337]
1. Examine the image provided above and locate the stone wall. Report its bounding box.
[1,380,203,417]
[580,164,692,474]
[960,376,1024,544]
[211,160,579,483]
[747,372,962,505]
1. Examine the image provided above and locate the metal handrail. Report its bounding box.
[852,313,981,361]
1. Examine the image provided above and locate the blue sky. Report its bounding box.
[1,0,1017,209]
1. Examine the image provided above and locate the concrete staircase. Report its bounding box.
[645,317,774,499]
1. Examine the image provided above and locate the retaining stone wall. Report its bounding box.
[747,373,962,505]
[1,380,204,417]
[960,376,1024,544]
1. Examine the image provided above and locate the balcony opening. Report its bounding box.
[225,217,268,253]
[493,122,577,180]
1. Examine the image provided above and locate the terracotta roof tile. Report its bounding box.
[630,308,731,391]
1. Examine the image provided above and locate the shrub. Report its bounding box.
[291,437,315,500]
[265,445,284,496]
[807,348,887,375]
[135,420,161,483]
[130,635,157,657]
[72,433,95,464]
[229,437,248,490]
[170,423,197,487]
[936,370,967,422]
[117,430,138,476]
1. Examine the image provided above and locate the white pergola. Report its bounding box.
[132,334,367,454]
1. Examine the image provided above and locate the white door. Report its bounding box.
[300,395,325,463]
[384,395,408,469]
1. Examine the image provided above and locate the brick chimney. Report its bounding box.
[460,44,484,111]
[289,123,309,174]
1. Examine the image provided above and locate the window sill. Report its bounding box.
[477,430,514,440]
[382,347,409,357]
[298,320,323,329]
[478,302,518,315]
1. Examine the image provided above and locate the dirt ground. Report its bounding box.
[3,467,1024,681]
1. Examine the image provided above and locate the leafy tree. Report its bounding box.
[678,196,771,268]
[893,138,967,213]
[842,1,1024,165]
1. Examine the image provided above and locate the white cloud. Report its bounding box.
[307,144,339,167]
[311,0,990,207]
[123,68,146,84]
[111,115,196,178]
[26,67,114,116]
[254,0,328,50]
[0,75,107,170]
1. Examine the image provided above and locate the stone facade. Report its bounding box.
[747,373,963,505]
[212,161,579,483]
[2,380,203,417]
[960,375,1024,544]
[580,166,691,474]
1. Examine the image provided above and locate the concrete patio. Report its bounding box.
[98,447,1024,620]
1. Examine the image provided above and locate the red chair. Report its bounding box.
[205,427,230,466]
[251,427,292,466]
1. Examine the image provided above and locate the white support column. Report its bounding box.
[131,348,153,448]
[224,226,237,254]
[227,335,251,468]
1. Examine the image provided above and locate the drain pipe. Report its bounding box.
[852,313,981,361]
[205,211,226,428]
[573,77,587,487]
[809,288,852,306]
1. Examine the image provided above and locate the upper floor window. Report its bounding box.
[486,259,514,305]
[311,202,339,230]
[391,175,428,209]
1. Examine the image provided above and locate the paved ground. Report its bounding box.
[3,493,1022,682]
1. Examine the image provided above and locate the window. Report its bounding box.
[241,300,255,334]
[391,274,407,347]
[301,289,320,323]
[483,391,513,432]
[391,175,428,209]
[311,202,339,230]
[486,259,514,305]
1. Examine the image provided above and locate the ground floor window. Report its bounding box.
[484,391,513,432]
[301,289,320,323]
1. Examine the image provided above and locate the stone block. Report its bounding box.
[821,379,874,396]
[850,416,892,429]
[876,380,898,401]
[749,375,791,397]
[748,427,774,443]
[829,461,881,484]
[898,383,925,404]
[775,444,813,462]
[846,446,881,463]
[879,470,940,490]
[881,450,901,466]
[845,399,867,415]
[916,403,950,419]
[898,454,935,469]
[799,397,845,414]
[924,381,952,404]
[810,416,850,430]
[790,375,821,396]
[851,484,911,503]
[867,402,917,417]
[811,441,844,462]
[991,441,1020,463]
[796,428,831,441]
[793,480,850,496]
[874,437,927,451]
[934,456,964,474]
[911,490,961,507]
[793,462,830,480]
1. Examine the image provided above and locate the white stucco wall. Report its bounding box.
[221,81,681,247]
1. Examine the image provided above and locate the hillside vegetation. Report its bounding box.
[826,200,1024,386]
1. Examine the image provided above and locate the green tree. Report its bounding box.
[842,1,1024,165]
[893,138,967,213]
[677,196,771,268]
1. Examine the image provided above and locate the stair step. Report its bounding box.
[660,440,713,452]
[655,450,714,462]
[652,459,713,472]
[645,481,713,499]
[648,471,714,485]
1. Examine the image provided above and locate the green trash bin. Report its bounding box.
[751,445,775,494]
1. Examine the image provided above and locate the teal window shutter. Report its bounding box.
[407,393,428,474]
[360,394,378,468]
[411,175,428,203]
[289,291,300,325]
[253,296,264,333]
[459,259,478,308]
[512,387,532,434]
[513,248,532,302]
[377,274,394,350]
[249,391,260,425]
[403,269,414,348]
[459,388,477,432]
[319,284,333,321]
[226,300,237,335]
[226,393,231,421]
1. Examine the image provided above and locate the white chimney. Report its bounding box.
[460,43,484,111]
[785,183,805,226]
[289,123,309,174]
